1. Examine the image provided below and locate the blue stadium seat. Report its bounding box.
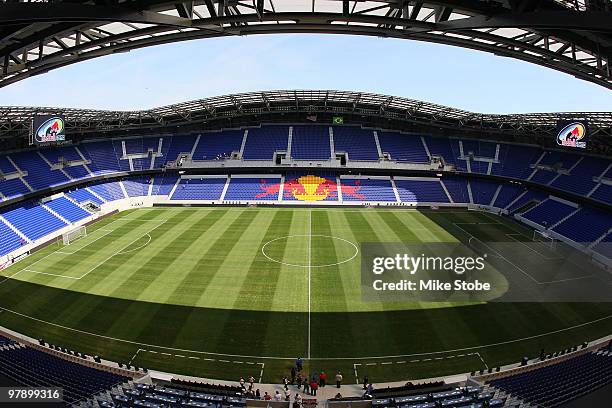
[333,127,379,161]
[45,197,91,223]
[171,178,226,200]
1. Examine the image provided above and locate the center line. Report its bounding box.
[307,209,312,359]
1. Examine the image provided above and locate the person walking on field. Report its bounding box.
[335,371,343,388]
[319,371,327,387]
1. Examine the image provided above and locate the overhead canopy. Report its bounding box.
[0,0,611,89]
[1,90,610,145]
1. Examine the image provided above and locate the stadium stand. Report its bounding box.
[192,130,243,161]
[0,345,130,405]
[340,178,396,201]
[492,184,526,210]
[529,169,558,185]
[469,179,500,206]
[333,127,379,161]
[242,126,288,160]
[88,181,126,202]
[123,176,151,197]
[441,177,470,204]
[487,351,612,407]
[66,188,105,206]
[0,178,30,201]
[521,198,577,228]
[151,174,178,196]
[163,134,198,165]
[506,190,548,213]
[424,136,456,167]
[1,201,66,241]
[225,177,282,201]
[10,151,69,190]
[377,132,429,163]
[81,141,122,175]
[0,220,23,255]
[283,172,338,201]
[44,196,91,223]
[394,178,449,203]
[553,207,612,244]
[591,183,612,205]
[492,144,541,180]
[291,125,331,160]
[170,178,226,201]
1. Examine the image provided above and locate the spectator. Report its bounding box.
[264,392,271,401]
[274,391,282,401]
[310,379,318,396]
[239,376,245,389]
[295,393,303,408]
[363,375,369,390]
[335,393,343,399]
[296,357,303,371]
[284,388,291,401]
[255,389,261,399]
[335,371,343,388]
[303,377,310,395]
[296,372,303,390]
[249,375,255,388]
[283,376,289,390]
[319,370,327,387]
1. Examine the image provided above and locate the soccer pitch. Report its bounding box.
[0,207,611,383]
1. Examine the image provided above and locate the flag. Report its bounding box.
[332,116,344,125]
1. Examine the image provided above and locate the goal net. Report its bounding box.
[63,226,87,245]
[533,229,556,250]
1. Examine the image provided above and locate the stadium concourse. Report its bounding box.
[0,95,611,407]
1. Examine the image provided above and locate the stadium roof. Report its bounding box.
[0,0,611,89]
[1,90,611,142]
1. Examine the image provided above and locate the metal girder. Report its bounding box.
[0,0,610,90]
[0,90,609,142]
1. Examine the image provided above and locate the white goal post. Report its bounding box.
[533,229,556,250]
[63,226,87,245]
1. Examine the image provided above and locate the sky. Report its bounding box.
[1,34,611,114]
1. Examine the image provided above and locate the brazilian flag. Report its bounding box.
[332,116,344,125]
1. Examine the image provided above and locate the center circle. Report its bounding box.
[261,235,359,268]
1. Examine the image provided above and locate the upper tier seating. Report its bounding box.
[530,169,557,185]
[378,132,429,163]
[45,196,91,223]
[550,157,609,196]
[553,207,612,244]
[0,155,18,174]
[1,201,66,241]
[242,126,288,160]
[81,141,122,175]
[63,165,91,180]
[492,144,542,180]
[333,127,379,161]
[291,125,331,160]
[192,130,243,161]
[539,150,581,169]
[0,178,30,201]
[424,136,456,166]
[40,145,82,163]
[340,178,396,201]
[0,346,130,405]
[10,151,70,191]
[170,178,226,200]
[522,199,577,227]
[224,177,281,201]
[395,179,449,203]
[162,134,197,166]
[283,172,337,201]
[488,351,612,407]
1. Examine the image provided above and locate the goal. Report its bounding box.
[533,229,556,250]
[63,226,87,245]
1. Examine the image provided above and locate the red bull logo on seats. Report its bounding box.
[284,175,337,201]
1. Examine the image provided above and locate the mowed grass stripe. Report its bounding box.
[198,210,280,310]
[232,209,295,311]
[310,210,350,312]
[2,210,162,312]
[164,208,258,307]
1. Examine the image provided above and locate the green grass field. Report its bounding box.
[0,206,611,384]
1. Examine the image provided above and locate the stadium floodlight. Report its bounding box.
[62,226,87,246]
